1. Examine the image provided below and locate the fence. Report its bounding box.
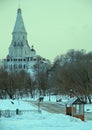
[0,109,38,118]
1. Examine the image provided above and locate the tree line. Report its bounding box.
[0,49,92,103]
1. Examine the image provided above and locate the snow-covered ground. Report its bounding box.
[0,98,92,130]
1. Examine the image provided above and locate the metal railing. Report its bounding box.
[0,109,38,117]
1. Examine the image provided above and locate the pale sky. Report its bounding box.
[0,0,92,62]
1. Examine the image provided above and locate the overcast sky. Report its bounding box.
[0,0,92,62]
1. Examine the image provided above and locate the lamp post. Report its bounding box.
[38,99,42,113]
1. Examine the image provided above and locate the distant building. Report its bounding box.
[4,8,50,73]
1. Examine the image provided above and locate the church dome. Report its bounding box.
[31,45,36,52]
[30,45,36,57]
[6,54,11,59]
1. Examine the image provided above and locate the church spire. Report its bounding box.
[9,8,31,58]
[12,8,27,34]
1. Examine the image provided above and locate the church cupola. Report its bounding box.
[17,8,21,13]
[30,45,36,57]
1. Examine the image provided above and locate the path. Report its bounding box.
[26,100,92,120]
[26,100,66,114]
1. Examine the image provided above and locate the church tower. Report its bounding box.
[4,8,37,72]
[9,8,31,58]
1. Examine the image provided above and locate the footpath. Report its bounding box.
[26,100,92,121]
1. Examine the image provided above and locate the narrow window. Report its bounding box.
[24,64,26,69]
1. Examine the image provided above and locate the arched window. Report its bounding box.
[11,64,12,69]
[10,64,12,70]
[14,42,16,46]
[14,64,17,69]
[20,64,22,68]
[19,64,22,69]
[19,64,20,68]
[14,64,16,69]
[24,64,26,69]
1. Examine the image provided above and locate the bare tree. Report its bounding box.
[52,49,92,103]
[33,56,51,97]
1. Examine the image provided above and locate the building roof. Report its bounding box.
[65,97,84,106]
[13,8,27,33]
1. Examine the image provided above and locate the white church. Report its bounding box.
[4,8,50,73]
